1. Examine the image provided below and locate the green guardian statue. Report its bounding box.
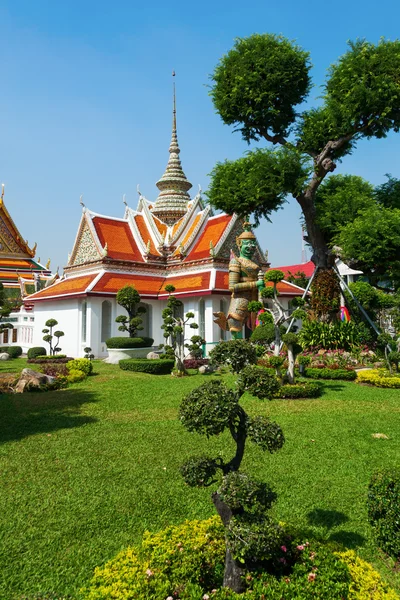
[214,223,264,338]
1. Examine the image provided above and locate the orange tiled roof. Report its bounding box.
[153,216,167,238]
[0,258,38,269]
[0,271,34,280]
[215,271,305,296]
[159,272,211,296]
[174,214,202,255]
[172,216,185,238]
[92,217,144,262]
[134,215,158,255]
[27,274,97,300]
[186,215,232,261]
[92,273,164,296]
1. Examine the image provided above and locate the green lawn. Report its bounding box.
[0,359,399,598]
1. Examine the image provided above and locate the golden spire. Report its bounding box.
[151,71,192,226]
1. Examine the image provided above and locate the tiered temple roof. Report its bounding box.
[26,81,306,304]
[0,186,52,294]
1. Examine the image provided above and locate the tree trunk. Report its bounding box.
[297,194,333,269]
[274,325,281,356]
[287,344,295,384]
[212,492,246,593]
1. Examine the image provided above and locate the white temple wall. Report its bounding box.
[32,299,80,357]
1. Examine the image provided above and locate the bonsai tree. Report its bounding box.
[84,347,95,360]
[179,365,284,593]
[115,285,146,338]
[42,319,64,355]
[159,285,204,376]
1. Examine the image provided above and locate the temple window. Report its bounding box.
[101,300,112,342]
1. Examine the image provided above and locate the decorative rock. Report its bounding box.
[198,365,213,374]
[0,353,10,360]
[147,352,160,360]
[14,368,57,393]
[372,433,389,439]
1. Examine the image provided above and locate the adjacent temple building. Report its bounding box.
[26,85,305,358]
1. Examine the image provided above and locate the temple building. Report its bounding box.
[26,89,306,358]
[0,186,53,349]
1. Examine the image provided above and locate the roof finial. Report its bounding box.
[172,70,176,133]
[1,184,4,200]
[80,195,85,208]
[123,194,127,206]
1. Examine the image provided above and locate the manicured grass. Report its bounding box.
[0,359,399,598]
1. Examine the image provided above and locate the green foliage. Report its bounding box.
[66,358,93,376]
[2,346,22,358]
[119,358,174,375]
[264,270,285,283]
[227,515,286,565]
[268,355,285,368]
[115,285,145,337]
[286,271,309,289]
[179,380,238,437]
[303,367,357,381]
[206,147,310,224]
[237,365,281,399]
[278,382,322,399]
[209,340,258,373]
[314,174,375,243]
[338,206,400,286]
[66,369,86,384]
[27,346,47,359]
[105,336,154,348]
[218,472,277,514]
[297,355,312,366]
[247,300,263,313]
[257,311,274,325]
[282,332,299,346]
[84,516,226,600]
[388,352,400,372]
[210,34,311,143]
[299,320,361,350]
[180,456,219,487]
[250,324,275,346]
[246,416,285,453]
[367,469,400,560]
[375,174,400,210]
[260,286,274,299]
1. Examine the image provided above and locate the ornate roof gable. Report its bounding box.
[0,191,36,258]
[68,211,103,266]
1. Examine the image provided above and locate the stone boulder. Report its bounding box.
[15,368,57,393]
[198,364,214,374]
[0,353,9,361]
[146,351,160,360]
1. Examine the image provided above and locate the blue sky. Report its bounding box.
[1,0,399,272]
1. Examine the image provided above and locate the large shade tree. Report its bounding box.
[207,34,400,273]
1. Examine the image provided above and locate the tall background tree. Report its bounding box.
[207,35,400,281]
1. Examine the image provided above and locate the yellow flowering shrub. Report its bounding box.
[356,369,400,388]
[83,518,399,599]
[336,550,398,599]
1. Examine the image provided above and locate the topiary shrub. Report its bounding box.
[28,356,72,364]
[302,367,357,380]
[27,346,47,359]
[3,346,23,358]
[183,358,209,369]
[67,369,86,384]
[209,339,258,373]
[105,337,154,349]
[367,469,400,560]
[278,382,322,399]
[119,359,175,375]
[250,323,275,347]
[84,517,398,599]
[357,369,400,388]
[66,358,93,376]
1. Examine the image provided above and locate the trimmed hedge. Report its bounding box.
[0,345,22,358]
[357,369,400,388]
[67,358,93,376]
[183,358,209,369]
[278,382,322,399]
[367,469,400,560]
[27,346,47,359]
[28,356,73,364]
[119,359,174,375]
[303,367,357,381]
[106,337,154,349]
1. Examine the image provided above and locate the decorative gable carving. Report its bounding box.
[71,222,101,265]
[0,214,26,255]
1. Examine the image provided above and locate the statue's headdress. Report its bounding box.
[236,221,256,249]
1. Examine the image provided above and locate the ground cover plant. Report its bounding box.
[0,359,400,597]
